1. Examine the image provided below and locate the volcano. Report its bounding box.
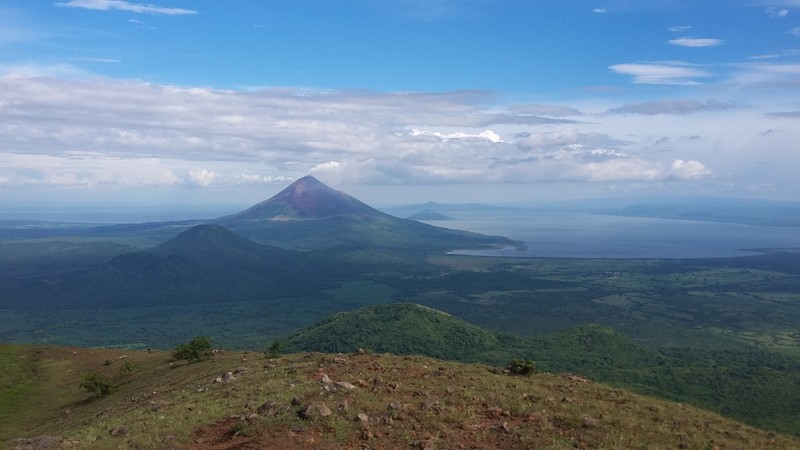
[220,176,379,221]
[216,176,518,252]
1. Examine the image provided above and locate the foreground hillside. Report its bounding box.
[3,344,800,449]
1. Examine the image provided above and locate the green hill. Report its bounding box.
[286,303,519,364]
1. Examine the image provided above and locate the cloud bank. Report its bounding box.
[0,75,723,191]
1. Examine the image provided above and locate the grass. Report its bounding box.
[3,345,800,449]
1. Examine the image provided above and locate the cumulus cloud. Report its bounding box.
[668,38,724,47]
[55,0,197,15]
[592,8,607,14]
[186,168,218,187]
[664,159,710,180]
[410,129,503,142]
[609,62,712,85]
[0,75,725,189]
[606,99,735,116]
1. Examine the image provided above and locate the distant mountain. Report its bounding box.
[1,224,347,309]
[220,175,376,221]
[215,176,518,253]
[406,209,455,221]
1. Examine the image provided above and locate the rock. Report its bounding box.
[498,421,511,434]
[338,399,349,413]
[334,381,356,390]
[257,400,278,415]
[388,400,402,410]
[291,397,302,406]
[583,415,599,428]
[355,348,366,355]
[320,373,331,384]
[301,402,332,420]
[9,436,62,449]
[333,354,349,364]
[234,367,249,375]
[356,412,369,425]
[215,372,236,383]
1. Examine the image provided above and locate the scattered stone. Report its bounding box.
[321,373,331,384]
[356,412,370,425]
[335,381,356,391]
[109,426,129,437]
[338,399,349,413]
[583,415,599,428]
[234,367,249,375]
[498,422,511,434]
[356,379,369,388]
[291,397,302,406]
[561,396,573,404]
[564,374,590,383]
[355,348,366,355]
[388,400,402,410]
[333,354,349,364]
[9,435,62,449]
[257,400,278,415]
[324,384,339,393]
[301,402,332,420]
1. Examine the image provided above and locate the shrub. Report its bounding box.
[265,339,285,358]
[508,359,537,376]
[172,336,213,363]
[80,373,112,398]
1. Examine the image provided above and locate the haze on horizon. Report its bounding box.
[2,0,800,217]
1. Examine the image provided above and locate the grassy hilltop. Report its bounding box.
[3,343,800,450]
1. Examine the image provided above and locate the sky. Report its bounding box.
[1,0,800,216]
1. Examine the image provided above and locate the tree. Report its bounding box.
[80,373,112,398]
[172,335,213,363]
[508,359,537,376]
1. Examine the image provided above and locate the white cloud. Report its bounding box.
[591,8,607,14]
[668,38,724,48]
[669,25,693,32]
[610,62,712,85]
[766,7,790,18]
[606,99,735,116]
[4,74,794,192]
[409,129,503,143]
[186,168,218,187]
[518,128,579,149]
[55,0,197,15]
[664,159,710,180]
[790,27,800,36]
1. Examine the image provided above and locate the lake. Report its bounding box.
[432,210,800,259]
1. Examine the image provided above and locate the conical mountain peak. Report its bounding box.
[221,175,380,222]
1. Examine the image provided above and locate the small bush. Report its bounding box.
[172,336,213,363]
[80,373,112,398]
[508,359,537,376]
[265,340,285,358]
[119,361,139,373]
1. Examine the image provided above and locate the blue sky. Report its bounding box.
[2,0,800,213]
